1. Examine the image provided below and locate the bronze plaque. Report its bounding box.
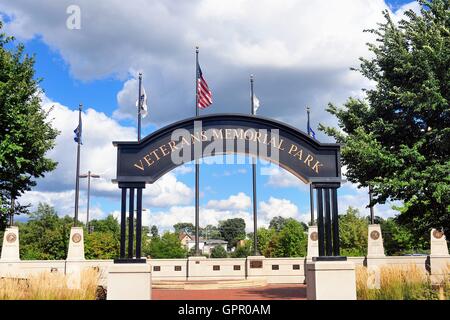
[6,233,16,244]
[72,233,82,243]
[370,230,380,240]
[433,230,444,239]
[310,231,318,241]
[250,260,263,269]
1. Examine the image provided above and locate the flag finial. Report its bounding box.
[79,104,82,111]
[196,46,199,52]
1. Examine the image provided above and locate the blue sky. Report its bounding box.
[0,0,417,231]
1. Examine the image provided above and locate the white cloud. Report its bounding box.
[206,192,251,210]
[392,1,422,22]
[338,183,400,219]
[264,165,309,191]
[18,94,194,218]
[259,197,308,224]
[0,0,400,132]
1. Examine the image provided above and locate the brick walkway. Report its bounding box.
[153,284,307,300]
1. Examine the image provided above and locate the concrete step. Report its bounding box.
[152,278,267,290]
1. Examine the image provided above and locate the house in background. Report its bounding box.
[179,232,193,247]
[179,233,228,256]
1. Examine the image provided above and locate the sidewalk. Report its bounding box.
[152,284,307,300]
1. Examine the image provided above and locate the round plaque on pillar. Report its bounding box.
[6,233,17,243]
[310,231,318,241]
[72,233,82,243]
[370,230,380,240]
[433,229,444,239]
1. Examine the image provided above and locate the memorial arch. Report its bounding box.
[113,114,343,262]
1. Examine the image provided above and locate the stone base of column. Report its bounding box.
[1,226,20,261]
[306,259,356,300]
[67,227,85,261]
[107,262,152,300]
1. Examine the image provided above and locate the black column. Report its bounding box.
[128,188,135,259]
[136,188,143,259]
[120,188,127,259]
[313,182,343,259]
[332,187,340,256]
[316,188,325,256]
[324,188,332,256]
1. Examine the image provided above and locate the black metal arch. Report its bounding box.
[113,114,344,262]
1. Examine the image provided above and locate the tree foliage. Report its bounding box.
[147,232,187,259]
[320,0,450,240]
[256,217,307,257]
[339,207,368,256]
[210,245,228,258]
[0,23,59,228]
[18,203,72,260]
[173,222,195,235]
[219,218,246,249]
[273,219,307,257]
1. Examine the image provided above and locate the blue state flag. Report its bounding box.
[308,126,316,139]
[74,119,82,144]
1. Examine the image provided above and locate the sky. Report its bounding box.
[0,0,420,232]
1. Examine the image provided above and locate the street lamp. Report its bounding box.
[79,170,100,233]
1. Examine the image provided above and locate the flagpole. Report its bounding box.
[74,104,82,226]
[138,73,142,141]
[195,46,200,256]
[307,106,315,225]
[250,75,258,255]
[369,185,375,224]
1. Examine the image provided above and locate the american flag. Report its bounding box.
[197,65,212,109]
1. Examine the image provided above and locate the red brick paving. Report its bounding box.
[153,284,307,300]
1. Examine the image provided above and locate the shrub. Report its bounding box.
[210,245,228,258]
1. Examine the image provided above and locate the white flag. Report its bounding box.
[253,94,260,114]
[136,86,148,118]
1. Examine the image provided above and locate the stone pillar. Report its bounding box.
[366,224,385,289]
[107,263,152,300]
[367,224,385,257]
[306,259,356,300]
[307,226,319,260]
[429,229,449,282]
[67,227,85,261]
[1,226,20,261]
[430,229,449,256]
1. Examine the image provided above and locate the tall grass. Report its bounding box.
[356,264,449,300]
[0,268,100,300]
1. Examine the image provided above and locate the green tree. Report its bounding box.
[232,240,253,258]
[148,232,187,258]
[150,225,159,238]
[0,23,59,228]
[18,203,72,260]
[85,231,119,259]
[173,222,195,234]
[339,207,368,256]
[210,245,228,258]
[273,219,307,257]
[201,224,222,239]
[89,215,120,239]
[320,0,450,241]
[256,227,277,257]
[380,217,427,255]
[219,218,246,249]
